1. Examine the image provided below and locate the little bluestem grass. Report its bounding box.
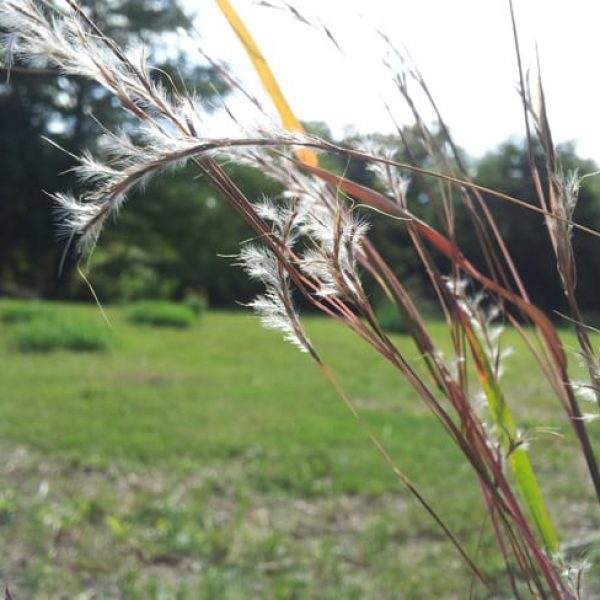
[2,0,600,595]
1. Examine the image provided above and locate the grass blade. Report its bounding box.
[458,310,559,554]
[215,0,318,166]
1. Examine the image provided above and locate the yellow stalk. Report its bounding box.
[215,0,318,167]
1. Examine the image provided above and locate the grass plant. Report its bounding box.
[9,313,113,353]
[127,301,197,329]
[2,0,600,597]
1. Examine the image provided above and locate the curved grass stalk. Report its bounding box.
[457,308,559,554]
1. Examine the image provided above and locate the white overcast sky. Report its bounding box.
[185,0,600,163]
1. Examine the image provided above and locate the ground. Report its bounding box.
[0,305,599,598]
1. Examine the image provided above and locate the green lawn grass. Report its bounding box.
[1,302,599,598]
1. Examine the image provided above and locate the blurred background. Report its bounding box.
[0,1,600,313]
[2,0,600,315]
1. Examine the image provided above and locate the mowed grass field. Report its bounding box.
[0,302,599,598]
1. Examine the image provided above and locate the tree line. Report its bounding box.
[2,1,600,318]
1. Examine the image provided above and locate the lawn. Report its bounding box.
[0,302,599,598]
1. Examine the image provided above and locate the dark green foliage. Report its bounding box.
[374,302,407,334]
[0,71,73,297]
[75,243,179,302]
[9,316,113,352]
[127,301,196,328]
[73,163,280,305]
[0,0,226,299]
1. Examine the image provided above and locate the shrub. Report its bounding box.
[71,242,178,302]
[0,299,51,324]
[127,301,196,328]
[374,302,406,334]
[10,316,113,353]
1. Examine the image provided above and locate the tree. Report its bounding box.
[76,164,282,305]
[0,0,226,298]
[473,140,600,314]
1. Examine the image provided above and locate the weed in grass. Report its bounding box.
[127,301,197,329]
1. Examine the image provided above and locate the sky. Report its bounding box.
[187,0,600,163]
